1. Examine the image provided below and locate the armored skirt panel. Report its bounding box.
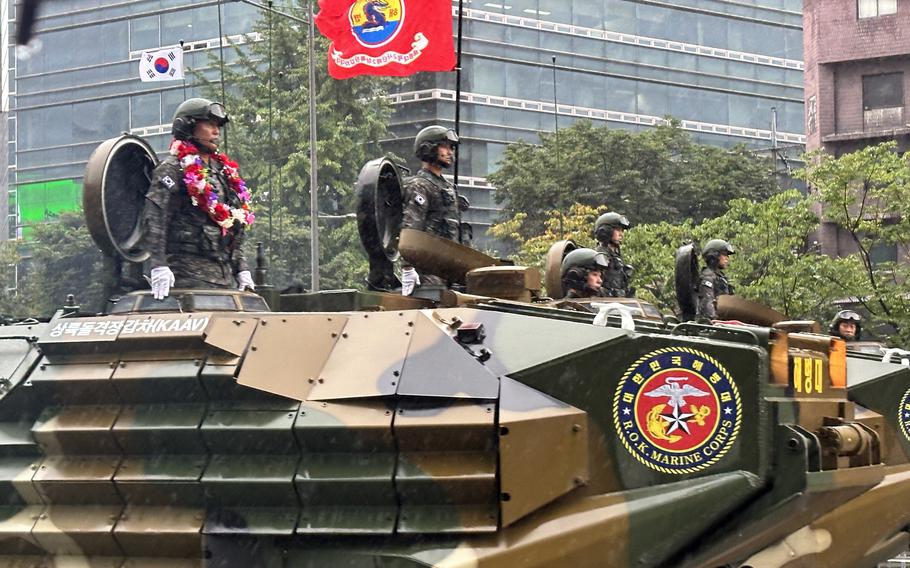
[0,303,905,567]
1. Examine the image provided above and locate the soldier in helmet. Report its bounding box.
[400,125,467,294]
[697,239,735,319]
[594,211,634,297]
[830,310,862,342]
[561,248,610,299]
[141,98,255,300]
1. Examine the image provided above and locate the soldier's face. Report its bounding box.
[586,270,603,290]
[436,142,455,168]
[612,228,624,245]
[193,119,221,153]
[838,321,856,340]
[718,253,729,269]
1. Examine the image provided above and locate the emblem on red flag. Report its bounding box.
[316,0,455,79]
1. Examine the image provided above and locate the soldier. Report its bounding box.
[593,211,634,297]
[697,239,735,319]
[400,125,466,294]
[561,248,610,299]
[141,98,255,299]
[829,310,862,342]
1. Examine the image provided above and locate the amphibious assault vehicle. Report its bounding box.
[0,140,909,567]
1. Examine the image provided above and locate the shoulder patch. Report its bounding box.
[702,280,713,288]
[414,194,426,206]
[160,175,176,189]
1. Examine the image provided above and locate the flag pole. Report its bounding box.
[217,0,228,151]
[452,0,465,243]
[308,0,320,291]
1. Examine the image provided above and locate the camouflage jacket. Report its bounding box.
[141,155,248,288]
[565,287,608,299]
[401,169,459,241]
[697,267,733,319]
[595,244,633,298]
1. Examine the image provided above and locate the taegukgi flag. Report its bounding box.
[138,46,185,82]
[315,0,456,79]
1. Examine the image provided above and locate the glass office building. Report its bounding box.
[389,0,806,240]
[5,0,805,245]
[5,0,260,240]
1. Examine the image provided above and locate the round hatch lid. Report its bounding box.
[356,157,404,263]
[544,239,578,299]
[675,243,700,319]
[83,135,159,263]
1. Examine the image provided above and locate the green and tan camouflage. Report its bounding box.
[2,145,910,567]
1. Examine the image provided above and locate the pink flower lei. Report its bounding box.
[169,139,255,234]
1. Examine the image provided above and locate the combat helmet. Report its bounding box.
[829,309,862,341]
[414,125,459,163]
[594,212,631,246]
[702,239,735,267]
[172,98,230,141]
[561,248,609,294]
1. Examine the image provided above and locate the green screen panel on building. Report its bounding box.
[16,179,82,238]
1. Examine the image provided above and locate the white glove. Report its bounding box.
[401,267,420,296]
[151,266,175,300]
[237,270,255,291]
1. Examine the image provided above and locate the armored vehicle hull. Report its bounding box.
[0,290,908,567]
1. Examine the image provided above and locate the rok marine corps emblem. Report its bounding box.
[613,347,742,474]
[349,0,405,47]
[899,387,910,443]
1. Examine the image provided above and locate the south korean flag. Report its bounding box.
[139,46,185,82]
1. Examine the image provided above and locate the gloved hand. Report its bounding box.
[401,266,420,296]
[151,266,175,300]
[237,270,256,291]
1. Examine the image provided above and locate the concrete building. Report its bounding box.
[803,0,910,155]
[803,0,910,260]
[6,0,806,248]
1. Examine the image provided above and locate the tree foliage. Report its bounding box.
[625,191,861,320]
[488,203,607,271]
[488,120,780,240]
[197,3,396,289]
[1,213,106,319]
[799,142,910,343]
[496,192,863,327]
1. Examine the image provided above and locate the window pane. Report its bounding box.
[879,0,897,15]
[131,93,161,128]
[130,15,159,50]
[863,73,903,109]
[858,0,877,18]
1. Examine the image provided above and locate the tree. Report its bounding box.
[495,191,863,326]
[621,191,858,319]
[799,142,910,343]
[10,212,106,318]
[488,203,608,272]
[488,120,780,241]
[196,3,397,290]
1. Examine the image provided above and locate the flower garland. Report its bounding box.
[169,139,255,234]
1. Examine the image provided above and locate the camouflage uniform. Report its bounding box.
[697,266,733,319]
[565,287,607,299]
[141,155,248,288]
[401,168,459,285]
[596,245,633,298]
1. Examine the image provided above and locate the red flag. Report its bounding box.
[315,0,456,79]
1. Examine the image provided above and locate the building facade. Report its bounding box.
[6,0,260,241]
[6,0,806,248]
[803,0,910,258]
[387,0,806,243]
[804,0,910,155]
